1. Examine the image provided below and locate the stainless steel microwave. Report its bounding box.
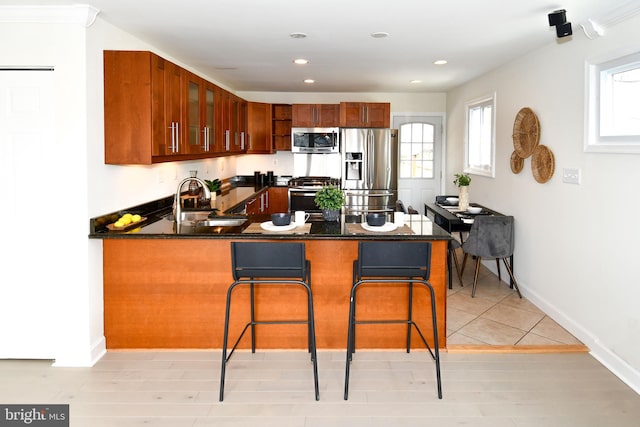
[291,127,339,153]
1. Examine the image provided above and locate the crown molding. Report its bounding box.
[0,4,100,27]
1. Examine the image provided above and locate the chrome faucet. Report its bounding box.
[174,176,211,225]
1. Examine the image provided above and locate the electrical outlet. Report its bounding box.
[562,168,581,184]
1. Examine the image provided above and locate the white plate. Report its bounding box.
[462,218,474,224]
[361,222,398,232]
[260,221,297,231]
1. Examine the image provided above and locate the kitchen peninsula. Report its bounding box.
[90,182,451,351]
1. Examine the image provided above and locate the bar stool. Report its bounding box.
[344,241,442,399]
[219,242,319,401]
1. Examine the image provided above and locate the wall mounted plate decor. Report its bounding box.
[531,144,555,183]
[512,107,540,158]
[510,151,524,174]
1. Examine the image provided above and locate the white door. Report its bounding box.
[0,69,57,358]
[393,115,443,214]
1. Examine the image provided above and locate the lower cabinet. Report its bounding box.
[267,187,289,213]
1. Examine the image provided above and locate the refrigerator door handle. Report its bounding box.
[367,131,374,189]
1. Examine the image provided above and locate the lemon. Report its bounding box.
[119,217,132,225]
[114,220,125,228]
[131,214,142,223]
[122,213,133,220]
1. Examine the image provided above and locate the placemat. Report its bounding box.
[242,222,311,234]
[345,223,414,235]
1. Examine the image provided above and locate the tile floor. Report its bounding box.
[446,254,585,348]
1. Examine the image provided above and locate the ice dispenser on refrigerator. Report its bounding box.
[344,152,363,181]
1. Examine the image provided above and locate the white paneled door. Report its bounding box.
[393,115,443,214]
[0,69,57,358]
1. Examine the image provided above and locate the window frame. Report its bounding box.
[398,122,436,180]
[585,50,640,154]
[464,93,496,178]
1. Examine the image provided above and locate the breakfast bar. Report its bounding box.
[90,190,451,352]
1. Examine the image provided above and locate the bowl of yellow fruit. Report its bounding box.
[108,213,145,231]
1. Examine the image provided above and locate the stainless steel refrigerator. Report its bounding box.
[340,128,398,216]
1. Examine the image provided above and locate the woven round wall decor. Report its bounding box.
[510,151,524,174]
[512,107,540,158]
[531,144,555,183]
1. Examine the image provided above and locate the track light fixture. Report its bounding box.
[548,9,572,38]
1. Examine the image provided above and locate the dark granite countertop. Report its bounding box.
[89,182,451,241]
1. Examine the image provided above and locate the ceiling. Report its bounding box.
[4,0,640,92]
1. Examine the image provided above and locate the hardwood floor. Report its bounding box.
[1,350,638,426]
[2,258,634,425]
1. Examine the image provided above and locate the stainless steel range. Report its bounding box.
[288,176,341,219]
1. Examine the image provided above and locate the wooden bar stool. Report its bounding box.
[219,242,319,401]
[344,241,442,400]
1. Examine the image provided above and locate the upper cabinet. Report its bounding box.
[185,72,216,155]
[246,102,273,154]
[292,104,339,127]
[339,102,390,128]
[272,104,292,151]
[104,51,393,164]
[104,50,187,164]
[215,90,246,154]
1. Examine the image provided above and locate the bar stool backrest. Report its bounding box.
[357,241,432,279]
[231,242,307,279]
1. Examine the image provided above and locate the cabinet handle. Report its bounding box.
[225,129,230,151]
[248,134,252,150]
[241,132,245,150]
[202,127,210,151]
[174,122,180,153]
[169,122,180,153]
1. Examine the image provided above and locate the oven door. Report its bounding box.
[289,189,321,213]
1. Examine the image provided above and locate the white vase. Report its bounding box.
[458,186,469,210]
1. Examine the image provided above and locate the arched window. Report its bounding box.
[399,122,435,178]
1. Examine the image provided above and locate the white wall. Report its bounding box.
[446,16,640,392]
[0,18,95,365]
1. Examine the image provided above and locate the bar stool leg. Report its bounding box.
[219,282,236,402]
[344,284,358,399]
[406,282,413,352]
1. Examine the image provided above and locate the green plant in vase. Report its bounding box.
[204,179,221,194]
[453,173,471,210]
[453,173,471,187]
[314,184,345,221]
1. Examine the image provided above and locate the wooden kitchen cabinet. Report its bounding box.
[246,102,272,154]
[292,104,339,127]
[267,187,289,213]
[216,90,246,154]
[272,104,292,151]
[218,93,246,154]
[184,72,216,154]
[245,189,269,214]
[104,50,187,164]
[339,102,390,128]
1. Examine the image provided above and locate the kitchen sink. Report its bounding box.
[195,218,247,227]
[165,210,247,227]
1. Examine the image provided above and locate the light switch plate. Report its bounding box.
[562,168,581,184]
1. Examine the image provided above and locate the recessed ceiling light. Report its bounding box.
[303,79,315,84]
[410,80,423,84]
[293,58,309,65]
[433,59,448,65]
[290,32,307,39]
[370,31,389,38]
